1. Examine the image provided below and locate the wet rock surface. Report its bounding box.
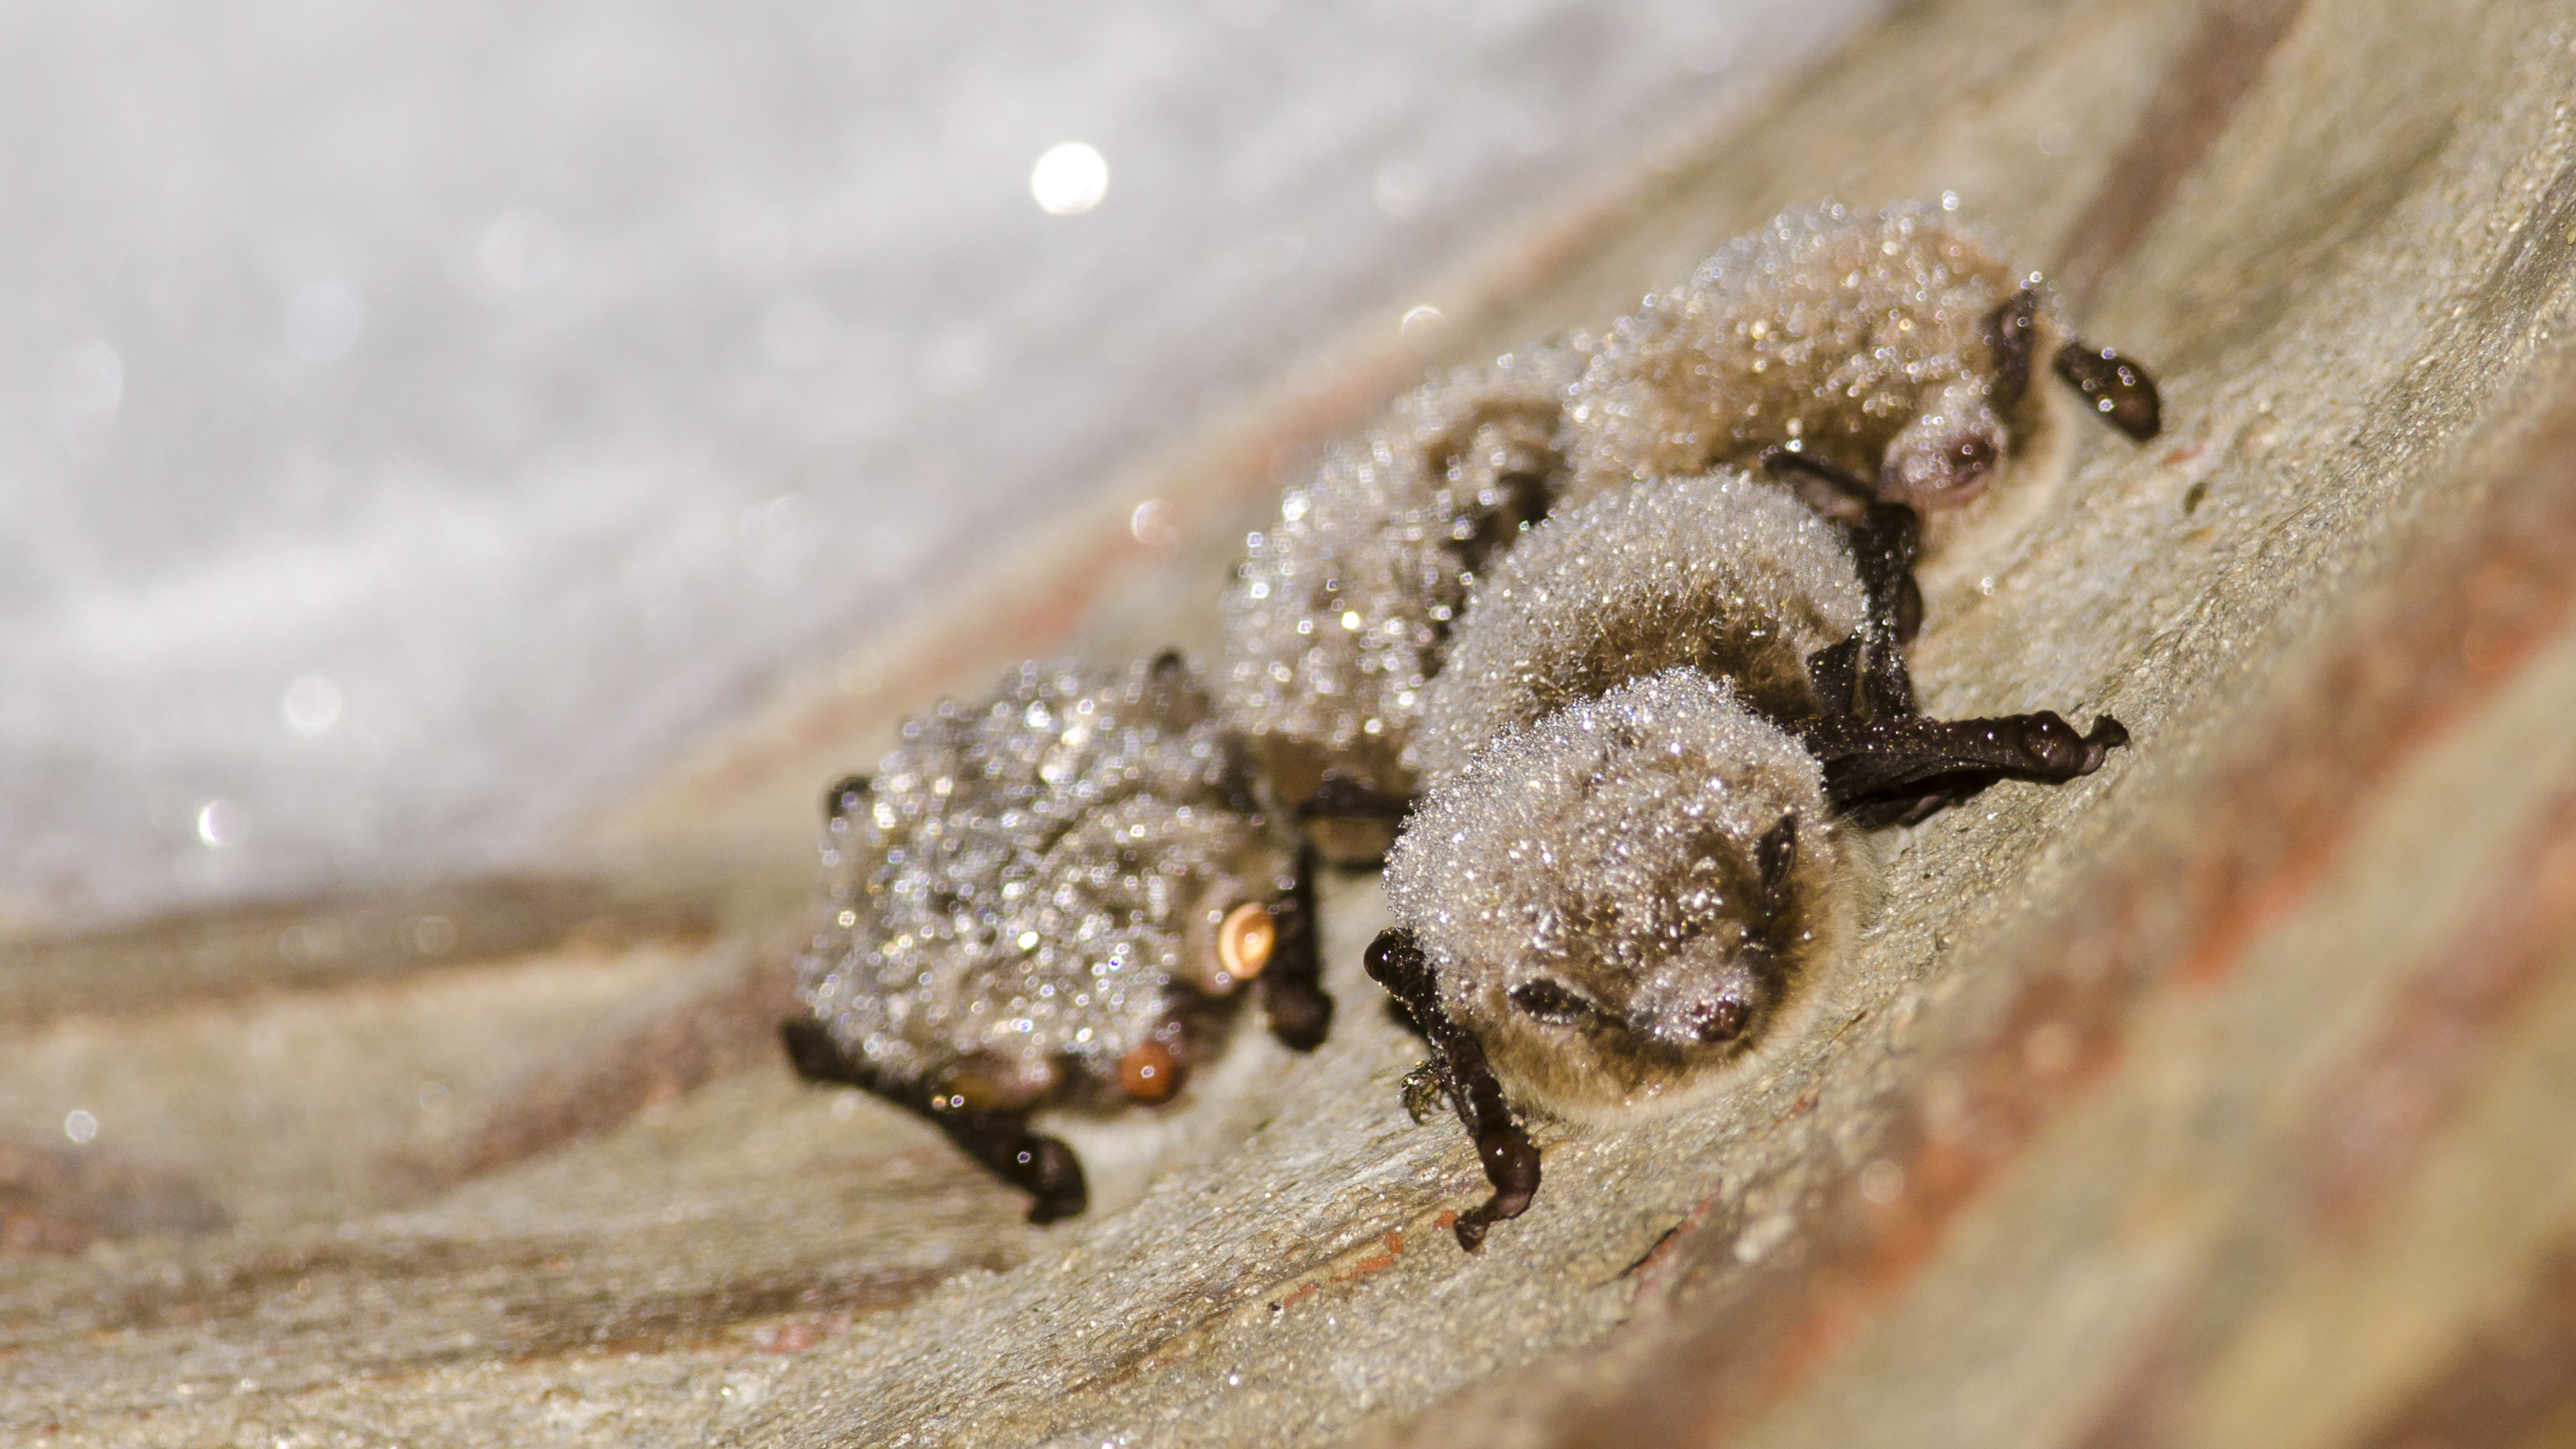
[15,0,2576,1445]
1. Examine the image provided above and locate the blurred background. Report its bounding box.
[0,0,1887,930]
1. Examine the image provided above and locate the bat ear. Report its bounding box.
[1986,287,2042,412]
[2053,341,2162,440]
[824,773,872,822]
[1755,812,1799,915]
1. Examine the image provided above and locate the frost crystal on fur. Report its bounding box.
[1220,345,1583,858]
[1564,200,2064,515]
[1384,670,1845,1113]
[1408,471,1866,784]
[794,657,1289,1101]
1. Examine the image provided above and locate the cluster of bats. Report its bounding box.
[781,201,2161,1250]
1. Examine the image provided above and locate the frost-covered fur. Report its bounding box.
[1407,471,1866,784]
[1562,201,2080,566]
[1220,344,1584,861]
[1384,670,1851,1117]
[794,656,1291,1107]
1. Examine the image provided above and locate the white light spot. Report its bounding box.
[1030,142,1108,216]
[1858,1159,1906,1206]
[1130,498,1177,548]
[281,674,343,737]
[1018,931,1041,950]
[1940,190,1961,212]
[64,1109,98,1144]
[1734,1210,1795,1264]
[285,282,364,362]
[2036,123,2075,157]
[1399,305,1444,344]
[476,208,568,292]
[196,799,250,849]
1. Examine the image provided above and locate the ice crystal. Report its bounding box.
[1384,669,1845,1116]
[1562,201,2054,512]
[1220,344,1584,858]
[1407,470,1866,785]
[794,656,1290,1100]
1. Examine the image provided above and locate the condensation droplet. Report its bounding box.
[1030,142,1108,216]
[1130,498,1178,549]
[196,800,251,850]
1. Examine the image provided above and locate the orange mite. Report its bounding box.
[1217,901,1276,985]
[1119,1041,1183,1104]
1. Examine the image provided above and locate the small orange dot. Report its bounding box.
[940,1074,1004,1112]
[1119,1041,1182,1103]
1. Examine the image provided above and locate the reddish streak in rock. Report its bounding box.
[2052,0,2312,311]
[2301,787,2576,1238]
[1478,384,2576,1449]
[2161,421,2576,988]
[0,1139,226,1257]
[748,1312,852,1353]
[1336,1232,1408,1281]
[377,954,798,1197]
[2345,1244,2576,1449]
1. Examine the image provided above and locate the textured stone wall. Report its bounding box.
[12,0,2576,1445]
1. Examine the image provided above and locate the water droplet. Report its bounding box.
[196,800,250,849]
[1030,142,1108,216]
[1130,499,1177,548]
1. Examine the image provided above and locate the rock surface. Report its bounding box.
[13,0,2576,1445]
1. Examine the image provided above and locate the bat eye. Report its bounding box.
[1509,979,1597,1025]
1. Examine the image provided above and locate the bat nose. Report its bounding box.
[1947,433,1997,484]
[1685,996,1751,1044]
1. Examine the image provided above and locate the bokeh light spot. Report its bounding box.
[1030,142,1108,216]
